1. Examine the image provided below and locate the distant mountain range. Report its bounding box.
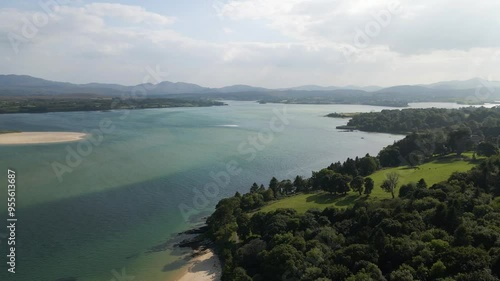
[284,85,383,92]
[1,74,499,100]
[422,78,500,90]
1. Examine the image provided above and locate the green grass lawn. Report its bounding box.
[258,154,481,213]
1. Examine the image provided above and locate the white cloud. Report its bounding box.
[218,0,500,53]
[0,1,499,87]
[84,3,175,25]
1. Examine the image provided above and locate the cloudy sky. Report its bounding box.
[1,0,499,88]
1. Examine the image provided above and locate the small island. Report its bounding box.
[325,112,361,118]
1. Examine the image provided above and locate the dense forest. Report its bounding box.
[202,106,500,281]
[335,107,500,167]
[340,107,500,134]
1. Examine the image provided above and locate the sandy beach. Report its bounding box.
[0,132,87,144]
[175,250,221,281]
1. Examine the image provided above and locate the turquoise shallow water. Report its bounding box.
[0,101,462,281]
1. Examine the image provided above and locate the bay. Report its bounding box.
[0,101,463,280]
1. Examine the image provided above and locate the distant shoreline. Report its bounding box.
[0,132,87,145]
[0,97,226,114]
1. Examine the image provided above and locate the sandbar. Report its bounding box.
[0,132,87,145]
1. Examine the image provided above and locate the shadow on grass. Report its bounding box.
[431,154,478,164]
[468,158,486,164]
[399,166,421,170]
[433,158,463,164]
[305,193,365,207]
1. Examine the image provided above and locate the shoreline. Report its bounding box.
[0,132,87,145]
[174,249,221,281]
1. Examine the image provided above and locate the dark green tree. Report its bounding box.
[364,177,374,195]
[399,183,416,198]
[334,173,352,195]
[269,177,279,195]
[293,175,307,192]
[454,224,472,246]
[455,270,498,281]
[351,176,365,195]
[443,246,490,275]
[280,179,294,195]
[311,169,336,193]
[342,158,359,177]
[416,178,427,189]
[389,267,415,281]
[263,244,305,280]
[358,155,379,176]
[236,214,251,241]
[378,146,402,167]
[262,188,274,201]
[429,260,446,279]
[477,142,499,157]
[230,267,252,281]
[448,128,472,156]
[250,182,259,193]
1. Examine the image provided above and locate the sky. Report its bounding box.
[1,0,500,88]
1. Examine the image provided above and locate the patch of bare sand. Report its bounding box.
[175,249,221,281]
[0,132,87,145]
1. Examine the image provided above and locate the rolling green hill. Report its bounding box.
[258,154,480,213]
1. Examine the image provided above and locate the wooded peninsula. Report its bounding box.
[194,106,500,281]
[0,96,225,114]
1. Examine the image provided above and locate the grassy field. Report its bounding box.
[258,154,481,213]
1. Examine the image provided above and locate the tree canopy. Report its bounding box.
[207,155,500,281]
